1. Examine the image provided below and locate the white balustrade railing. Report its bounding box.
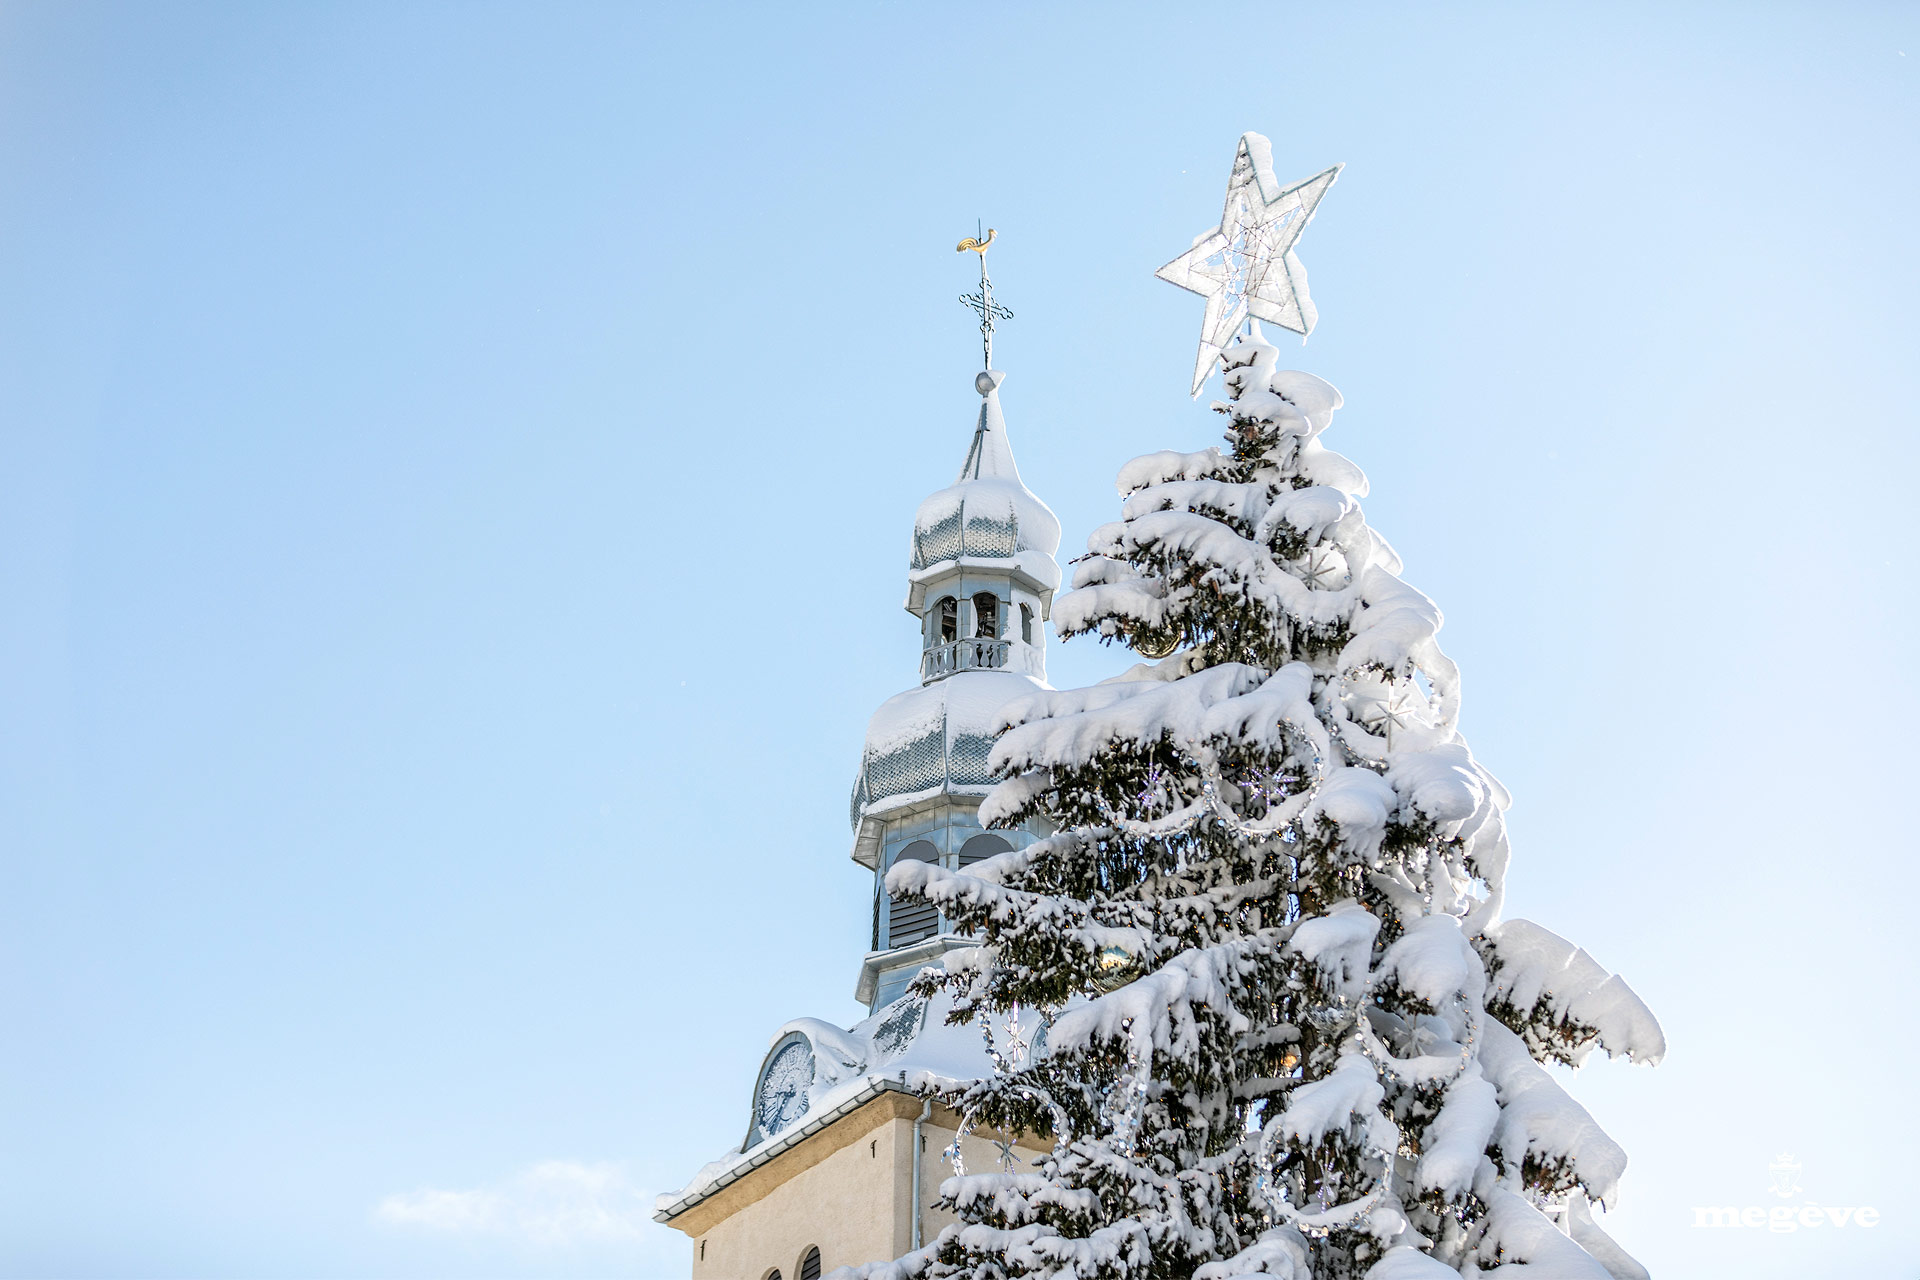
[921,637,1011,681]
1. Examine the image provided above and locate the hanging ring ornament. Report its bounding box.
[945,1083,1073,1177]
[1348,991,1483,1090]
[1250,1095,1396,1239]
[1302,984,1483,1092]
[1248,989,1473,1234]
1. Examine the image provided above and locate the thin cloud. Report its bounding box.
[376,1160,651,1244]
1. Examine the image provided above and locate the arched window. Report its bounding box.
[935,597,958,643]
[1020,604,1034,644]
[959,833,1011,867]
[887,841,940,947]
[764,1271,782,1280]
[800,1247,823,1280]
[972,593,999,639]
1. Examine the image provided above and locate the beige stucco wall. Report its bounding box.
[665,1091,1047,1280]
[915,1115,1046,1249]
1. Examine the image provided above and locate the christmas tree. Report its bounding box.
[843,137,1661,1280]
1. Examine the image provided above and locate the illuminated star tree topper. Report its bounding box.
[1157,132,1342,397]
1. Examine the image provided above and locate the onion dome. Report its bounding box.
[905,370,1061,615]
[848,668,1038,830]
[848,369,1063,864]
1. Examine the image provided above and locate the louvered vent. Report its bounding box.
[887,841,941,948]
[888,899,938,947]
[801,1247,823,1280]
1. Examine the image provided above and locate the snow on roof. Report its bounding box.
[870,667,1038,753]
[653,989,1001,1218]
[910,373,1061,571]
[851,669,1045,828]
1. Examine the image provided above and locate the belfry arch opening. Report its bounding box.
[958,833,1010,867]
[971,593,999,639]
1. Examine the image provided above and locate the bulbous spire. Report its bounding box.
[850,368,1063,847]
[906,369,1061,610]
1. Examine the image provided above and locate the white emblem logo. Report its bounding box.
[1767,1152,1803,1200]
[1692,1155,1881,1233]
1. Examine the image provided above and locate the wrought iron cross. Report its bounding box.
[957,220,1012,371]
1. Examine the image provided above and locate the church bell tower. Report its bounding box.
[653,235,1058,1280]
[849,361,1061,1011]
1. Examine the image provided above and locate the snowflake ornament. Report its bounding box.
[1344,680,1428,749]
[1157,133,1342,397]
[1296,546,1348,590]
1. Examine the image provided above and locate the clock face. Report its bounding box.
[755,1038,814,1138]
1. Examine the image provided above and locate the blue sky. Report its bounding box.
[2,3,1915,1276]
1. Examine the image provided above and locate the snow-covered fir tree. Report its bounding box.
[844,329,1663,1280]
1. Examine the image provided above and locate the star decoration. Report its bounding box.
[1241,768,1298,804]
[1297,547,1348,590]
[1346,682,1425,749]
[993,1136,1019,1169]
[1157,133,1342,397]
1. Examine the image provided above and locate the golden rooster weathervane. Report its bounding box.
[956,220,1011,371]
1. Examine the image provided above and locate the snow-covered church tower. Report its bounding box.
[849,365,1060,1011]
[653,284,1059,1278]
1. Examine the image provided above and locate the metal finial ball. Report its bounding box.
[975,371,997,396]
